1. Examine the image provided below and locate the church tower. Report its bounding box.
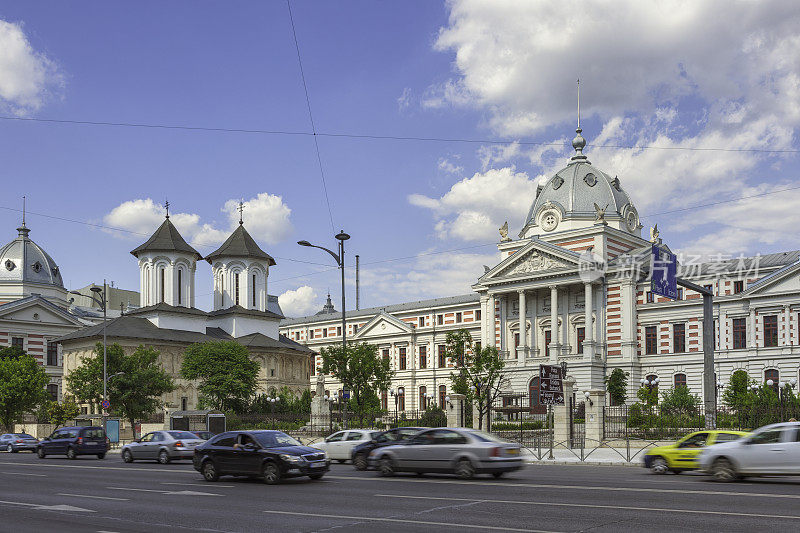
[205,204,276,312]
[130,207,202,308]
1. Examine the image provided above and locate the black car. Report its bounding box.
[350,427,425,470]
[193,430,329,484]
[37,426,109,459]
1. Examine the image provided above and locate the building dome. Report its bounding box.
[519,129,641,239]
[0,224,67,305]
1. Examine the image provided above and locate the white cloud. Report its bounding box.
[278,285,319,317]
[409,167,538,241]
[103,193,293,249]
[397,87,412,111]
[437,156,463,174]
[0,20,63,115]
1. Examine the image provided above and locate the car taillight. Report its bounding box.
[15,439,23,443]
[175,441,184,447]
[77,437,83,444]
[490,447,500,457]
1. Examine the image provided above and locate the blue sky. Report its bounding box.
[1,1,799,316]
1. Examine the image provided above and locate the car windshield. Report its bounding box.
[253,432,303,448]
[468,430,507,443]
[168,431,200,440]
[16,434,34,439]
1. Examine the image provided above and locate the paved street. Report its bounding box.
[2,452,800,532]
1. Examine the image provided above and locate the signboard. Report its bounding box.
[539,364,564,405]
[101,400,111,410]
[651,244,678,300]
[106,419,120,443]
[342,391,351,400]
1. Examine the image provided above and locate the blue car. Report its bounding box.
[0,433,39,453]
[37,426,109,460]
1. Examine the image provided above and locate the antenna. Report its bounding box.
[22,195,26,227]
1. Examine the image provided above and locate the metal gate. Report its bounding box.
[568,397,585,448]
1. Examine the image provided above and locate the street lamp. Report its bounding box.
[390,388,403,426]
[70,281,108,431]
[298,231,351,353]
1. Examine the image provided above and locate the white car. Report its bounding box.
[699,421,800,481]
[313,429,381,462]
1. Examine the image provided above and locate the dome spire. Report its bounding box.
[17,195,29,238]
[571,78,588,162]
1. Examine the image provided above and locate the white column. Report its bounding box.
[549,285,559,363]
[480,295,489,347]
[783,305,790,346]
[518,289,527,354]
[583,282,595,360]
[530,290,538,357]
[749,307,757,348]
[488,294,497,348]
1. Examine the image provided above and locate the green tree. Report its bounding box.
[320,342,393,413]
[637,385,658,406]
[67,343,175,436]
[722,369,752,411]
[181,341,259,413]
[659,385,700,415]
[604,368,629,406]
[44,396,81,428]
[0,350,50,432]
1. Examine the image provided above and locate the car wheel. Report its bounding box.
[7,444,15,453]
[66,447,77,460]
[378,456,395,477]
[37,447,46,459]
[202,461,219,482]
[122,449,134,463]
[650,457,669,475]
[353,453,368,471]
[97,453,106,459]
[711,458,737,482]
[158,450,171,464]
[492,472,504,479]
[455,458,475,480]
[309,473,324,480]
[262,462,281,485]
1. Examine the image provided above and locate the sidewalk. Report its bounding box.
[521,446,643,466]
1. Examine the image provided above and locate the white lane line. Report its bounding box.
[0,461,196,474]
[262,510,560,532]
[107,486,222,497]
[0,499,95,512]
[1,472,46,476]
[327,475,800,500]
[376,494,800,521]
[161,482,236,488]
[58,493,130,501]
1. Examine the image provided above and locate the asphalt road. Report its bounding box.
[2,451,800,532]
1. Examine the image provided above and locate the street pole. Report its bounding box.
[677,278,715,429]
[339,232,347,353]
[103,280,107,433]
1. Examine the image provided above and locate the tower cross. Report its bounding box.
[165,199,170,219]
[238,200,245,225]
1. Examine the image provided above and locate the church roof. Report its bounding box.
[57,315,223,344]
[236,332,314,353]
[315,294,337,315]
[130,218,202,260]
[207,304,284,320]
[204,225,276,265]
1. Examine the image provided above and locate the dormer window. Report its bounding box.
[32,261,42,273]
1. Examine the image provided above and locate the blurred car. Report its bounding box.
[192,431,215,441]
[37,426,108,459]
[351,427,425,470]
[642,430,748,474]
[121,430,206,464]
[699,421,800,481]
[369,427,523,479]
[193,430,329,484]
[0,433,39,453]
[313,429,382,463]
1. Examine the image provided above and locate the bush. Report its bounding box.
[490,420,546,431]
[418,407,446,427]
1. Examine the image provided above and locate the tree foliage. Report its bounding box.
[320,342,393,413]
[637,384,659,406]
[42,396,81,428]
[0,350,50,432]
[181,341,259,413]
[722,369,752,411]
[251,386,312,414]
[604,368,628,406]
[68,343,175,435]
[659,385,700,415]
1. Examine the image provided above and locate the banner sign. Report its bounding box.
[651,244,678,300]
[539,364,565,406]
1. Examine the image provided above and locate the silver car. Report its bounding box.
[0,433,39,453]
[121,430,206,464]
[369,427,523,479]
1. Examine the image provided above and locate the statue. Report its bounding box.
[499,221,511,242]
[483,265,491,274]
[593,203,609,224]
[650,224,660,243]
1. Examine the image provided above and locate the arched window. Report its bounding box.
[646,373,659,396]
[674,373,687,389]
[528,377,545,414]
[252,273,257,308]
[46,383,58,401]
[381,390,388,411]
[439,385,447,408]
[419,386,427,410]
[234,273,240,306]
[398,388,405,411]
[765,369,779,391]
[177,268,183,305]
[159,267,165,303]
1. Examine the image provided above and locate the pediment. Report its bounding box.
[744,261,800,296]
[481,240,579,281]
[354,311,413,338]
[0,297,84,327]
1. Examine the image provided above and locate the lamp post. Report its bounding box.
[640,377,659,409]
[390,389,403,426]
[70,281,108,431]
[298,231,351,353]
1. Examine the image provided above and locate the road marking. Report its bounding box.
[161,482,236,488]
[58,493,130,501]
[0,499,95,512]
[0,461,195,474]
[375,494,800,521]
[327,475,800,500]
[262,510,560,532]
[0,472,46,476]
[107,486,222,496]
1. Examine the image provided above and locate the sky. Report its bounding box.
[1,0,799,317]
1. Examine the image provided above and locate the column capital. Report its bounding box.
[517,288,526,295]
[549,284,558,291]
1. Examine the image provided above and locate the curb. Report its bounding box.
[525,460,638,467]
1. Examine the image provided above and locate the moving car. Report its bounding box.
[313,429,381,462]
[37,426,108,459]
[369,427,523,479]
[642,430,748,474]
[121,430,206,464]
[0,433,39,453]
[192,431,215,441]
[351,427,425,470]
[699,421,800,481]
[193,430,329,484]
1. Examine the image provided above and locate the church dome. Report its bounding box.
[0,225,65,289]
[519,128,641,238]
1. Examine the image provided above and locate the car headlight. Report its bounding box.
[279,454,303,464]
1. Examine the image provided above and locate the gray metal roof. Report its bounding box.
[280,293,480,326]
[204,224,276,265]
[207,304,284,320]
[0,225,64,288]
[237,332,314,353]
[127,302,209,317]
[130,218,202,260]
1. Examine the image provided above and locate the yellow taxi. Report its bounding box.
[642,430,749,474]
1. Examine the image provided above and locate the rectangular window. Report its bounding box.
[733,318,747,349]
[353,324,359,334]
[310,356,316,376]
[11,337,23,349]
[645,326,658,355]
[309,330,314,340]
[322,328,327,338]
[474,341,481,353]
[456,312,462,323]
[234,273,240,306]
[674,373,687,388]
[646,292,654,303]
[177,269,182,305]
[734,280,744,293]
[544,330,551,359]
[475,310,481,321]
[418,317,425,328]
[399,347,407,370]
[676,288,683,300]
[514,332,520,348]
[438,345,446,368]
[47,342,58,366]
[419,346,427,369]
[764,315,778,347]
[252,274,257,307]
[673,323,686,353]
[337,326,342,337]
[437,315,443,325]
[577,327,585,354]
[160,268,165,303]
[382,349,389,363]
